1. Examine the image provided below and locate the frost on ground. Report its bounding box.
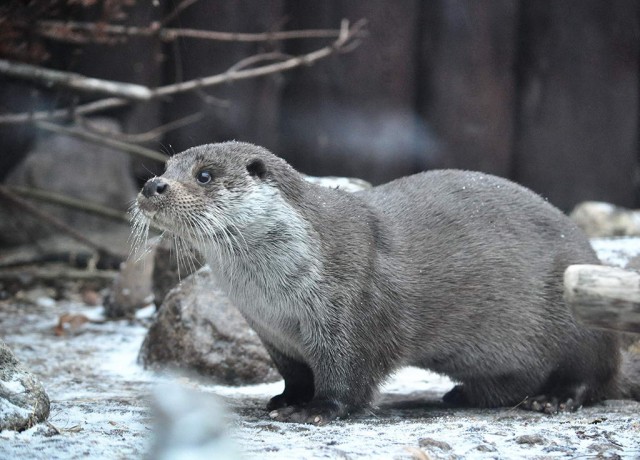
[0,239,640,459]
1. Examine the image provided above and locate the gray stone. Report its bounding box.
[152,238,203,309]
[570,201,640,238]
[418,437,452,451]
[0,117,137,251]
[138,267,279,385]
[0,339,50,431]
[104,247,155,318]
[515,434,545,445]
[303,175,372,193]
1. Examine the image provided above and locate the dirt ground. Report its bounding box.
[0,290,639,459]
[1,236,640,459]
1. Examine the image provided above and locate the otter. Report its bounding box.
[132,141,640,425]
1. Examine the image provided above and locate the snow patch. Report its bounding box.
[592,236,640,267]
[1,378,26,394]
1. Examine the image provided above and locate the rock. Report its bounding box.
[0,117,136,251]
[152,239,203,309]
[0,339,50,431]
[138,267,279,385]
[570,201,640,238]
[515,434,545,445]
[303,175,372,192]
[104,246,155,318]
[418,437,452,451]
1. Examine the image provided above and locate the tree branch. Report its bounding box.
[0,97,129,124]
[153,19,364,97]
[35,19,360,44]
[34,120,168,163]
[0,185,126,262]
[6,185,130,225]
[80,112,204,143]
[0,59,153,100]
[0,19,366,124]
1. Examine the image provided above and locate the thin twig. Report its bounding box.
[35,19,359,43]
[6,185,130,225]
[35,121,168,163]
[226,52,293,73]
[0,268,118,281]
[0,185,125,261]
[0,59,153,100]
[0,97,129,124]
[159,0,201,27]
[153,19,366,98]
[0,19,367,124]
[80,112,204,143]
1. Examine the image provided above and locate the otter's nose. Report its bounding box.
[142,178,169,198]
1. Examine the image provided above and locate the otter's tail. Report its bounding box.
[616,350,640,400]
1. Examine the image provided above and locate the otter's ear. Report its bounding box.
[247,158,267,179]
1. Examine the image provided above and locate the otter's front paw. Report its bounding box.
[269,399,347,425]
[266,387,314,411]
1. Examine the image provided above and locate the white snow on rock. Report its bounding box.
[1,378,26,394]
[591,236,640,267]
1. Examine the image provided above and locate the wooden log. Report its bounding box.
[564,264,640,334]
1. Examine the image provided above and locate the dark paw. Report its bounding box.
[267,394,289,411]
[268,399,347,425]
[266,388,313,411]
[443,385,468,406]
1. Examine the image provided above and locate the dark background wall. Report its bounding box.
[1,0,638,212]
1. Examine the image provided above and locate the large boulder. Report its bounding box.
[152,239,203,309]
[0,339,50,431]
[139,267,279,385]
[0,117,137,251]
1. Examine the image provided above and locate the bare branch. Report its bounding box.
[6,185,130,225]
[0,59,153,100]
[34,19,365,44]
[153,19,366,98]
[159,0,201,27]
[35,121,168,163]
[226,52,293,73]
[0,19,367,125]
[0,185,125,261]
[79,112,204,143]
[0,97,129,124]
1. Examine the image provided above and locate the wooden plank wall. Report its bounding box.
[1,0,638,212]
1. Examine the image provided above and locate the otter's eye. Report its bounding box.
[196,170,213,185]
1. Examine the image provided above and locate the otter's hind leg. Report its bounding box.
[521,383,589,414]
[263,344,314,411]
[443,374,544,409]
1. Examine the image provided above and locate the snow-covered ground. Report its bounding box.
[1,239,640,459]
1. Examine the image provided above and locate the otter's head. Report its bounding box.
[130,141,303,258]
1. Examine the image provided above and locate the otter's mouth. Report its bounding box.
[136,194,161,218]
